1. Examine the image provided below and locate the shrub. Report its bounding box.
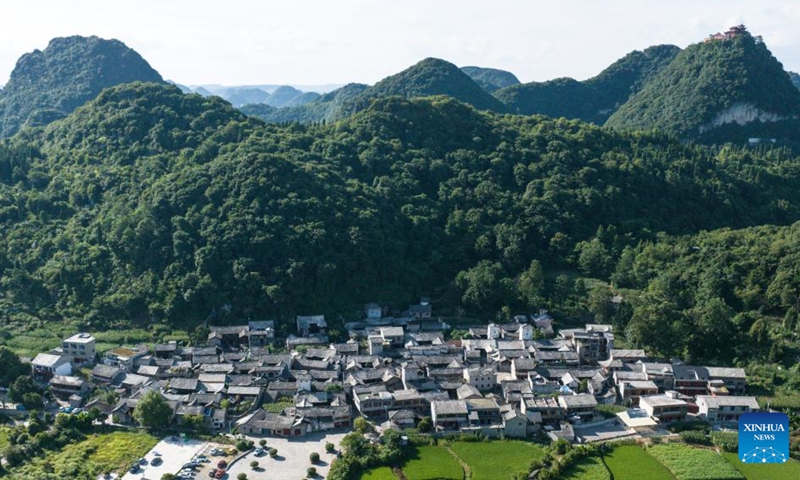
[250,460,259,469]
[236,439,254,451]
[237,474,247,480]
[666,420,711,434]
[307,466,317,477]
[680,430,711,445]
[310,452,320,463]
[269,448,277,457]
[325,442,335,452]
[259,439,267,447]
[711,431,738,452]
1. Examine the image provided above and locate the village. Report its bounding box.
[25,297,757,454]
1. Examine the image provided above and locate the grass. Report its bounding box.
[562,455,611,480]
[401,445,464,480]
[722,452,800,480]
[604,445,675,479]
[647,443,744,480]
[7,429,159,479]
[263,399,294,413]
[448,440,545,480]
[360,466,398,480]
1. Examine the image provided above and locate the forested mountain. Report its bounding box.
[494,77,603,121]
[494,45,680,123]
[460,66,521,93]
[245,58,507,123]
[3,82,800,343]
[584,44,681,111]
[607,27,800,140]
[0,35,164,138]
[347,58,508,114]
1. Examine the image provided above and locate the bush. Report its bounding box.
[236,474,247,480]
[310,452,320,463]
[307,466,317,477]
[667,420,711,434]
[325,442,335,453]
[250,460,259,469]
[711,431,738,452]
[680,430,711,445]
[259,439,267,447]
[269,448,277,457]
[236,439,254,451]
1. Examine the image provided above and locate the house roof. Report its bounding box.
[696,395,759,409]
[32,353,69,367]
[168,378,199,391]
[639,395,687,408]
[432,400,468,415]
[50,375,84,387]
[558,394,597,408]
[92,364,121,379]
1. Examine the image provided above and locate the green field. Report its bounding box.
[449,440,544,480]
[722,452,800,480]
[400,445,464,480]
[647,443,744,480]
[7,429,159,479]
[604,445,675,479]
[563,455,611,480]
[360,466,398,480]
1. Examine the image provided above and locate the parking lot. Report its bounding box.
[227,432,348,480]
[121,437,209,480]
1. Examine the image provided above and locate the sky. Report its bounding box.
[2,0,800,88]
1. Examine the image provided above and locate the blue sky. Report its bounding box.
[2,1,800,87]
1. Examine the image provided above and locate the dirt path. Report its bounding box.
[444,446,471,480]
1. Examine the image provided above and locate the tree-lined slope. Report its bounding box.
[3,83,800,330]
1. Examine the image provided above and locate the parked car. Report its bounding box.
[138,457,148,465]
[217,460,228,469]
[151,457,163,466]
[208,469,218,478]
[254,448,265,456]
[214,469,225,479]
[129,464,139,473]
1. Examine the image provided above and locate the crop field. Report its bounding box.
[448,440,544,480]
[603,445,675,479]
[722,452,800,480]
[360,466,398,480]
[400,445,464,480]
[563,455,611,480]
[647,443,744,480]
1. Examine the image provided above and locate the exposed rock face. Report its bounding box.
[699,103,795,133]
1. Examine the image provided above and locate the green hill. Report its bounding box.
[349,57,508,114]
[495,45,680,122]
[606,27,800,140]
[494,77,604,121]
[3,83,800,330]
[0,35,164,138]
[460,66,521,92]
[585,44,681,111]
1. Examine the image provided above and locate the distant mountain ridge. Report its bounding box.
[460,66,520,92]
[0,35,164,137]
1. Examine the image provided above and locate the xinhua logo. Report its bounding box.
[738,412,789,464]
